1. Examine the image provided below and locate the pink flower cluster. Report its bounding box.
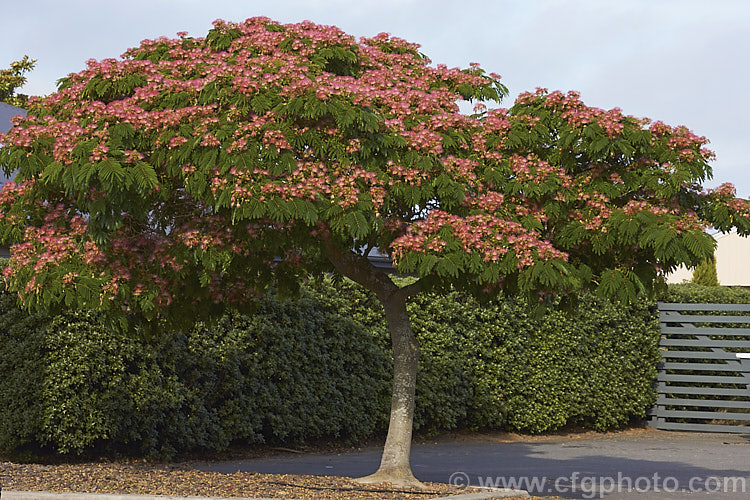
[507,154,564,183]
[708,183,750,219]
[391,210,567,268]
[517,89,626,138]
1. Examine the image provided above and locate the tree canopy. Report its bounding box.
[1,56,36,107]
[1,18,747,326]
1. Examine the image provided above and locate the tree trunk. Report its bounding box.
[357,291,424,488]
[322,243,426,488]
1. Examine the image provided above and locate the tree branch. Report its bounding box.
[323,239,434,304]
[323,239,397,300]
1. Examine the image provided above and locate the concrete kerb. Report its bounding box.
[0,489,531,500]
[432,490,530,499]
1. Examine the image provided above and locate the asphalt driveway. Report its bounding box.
[194,429,750,499]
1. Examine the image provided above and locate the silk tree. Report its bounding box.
[2,18,749,487]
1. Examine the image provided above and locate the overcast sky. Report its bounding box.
[3,0,749,197]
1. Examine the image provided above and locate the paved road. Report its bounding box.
[194,430,750,499]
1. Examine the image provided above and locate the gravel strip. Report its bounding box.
[2,493,277,500]
[0,461,537,500]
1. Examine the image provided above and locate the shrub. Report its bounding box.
[308,277,660,434]
[413,292,660,434]
[1,270,664,457]
[0,292,47,453]
[665,282,750,304]
[691,257,720,287]
[0,284,389,458]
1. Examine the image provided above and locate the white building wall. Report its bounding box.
[666,264,694,284]
[714,232,750,286]
[665,231,750,286]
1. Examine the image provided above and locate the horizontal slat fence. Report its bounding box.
[649,302,750,433]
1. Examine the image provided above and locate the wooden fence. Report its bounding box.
[649,302,750,433]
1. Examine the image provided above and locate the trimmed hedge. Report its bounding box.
[1,274,668,458]
[309,278,660,434]
[665,282,750,304]
[0,291,47,454]
[0,287,390,458]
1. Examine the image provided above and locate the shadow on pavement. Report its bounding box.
[194,432,750,499]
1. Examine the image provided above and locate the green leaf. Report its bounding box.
[110,122,135,142]
[97,158,126,190]
[132,162,158,191]
[418,254,438,276]
[41,161,64,185]
[74,163,96,188]
[436,253,462,278]
[396,252,419,273]
[292,199,318,225]
[344,212,369,239]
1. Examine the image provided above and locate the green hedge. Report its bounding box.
[665,282,750,304]
[0,287,390,458]
[309,278,660,434]
[1,274,669,458]
[0,291,47,454]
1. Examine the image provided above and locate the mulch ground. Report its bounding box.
[0,460,539,499]
[2,428,632,499]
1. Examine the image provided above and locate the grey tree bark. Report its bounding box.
[324,242,426,488]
